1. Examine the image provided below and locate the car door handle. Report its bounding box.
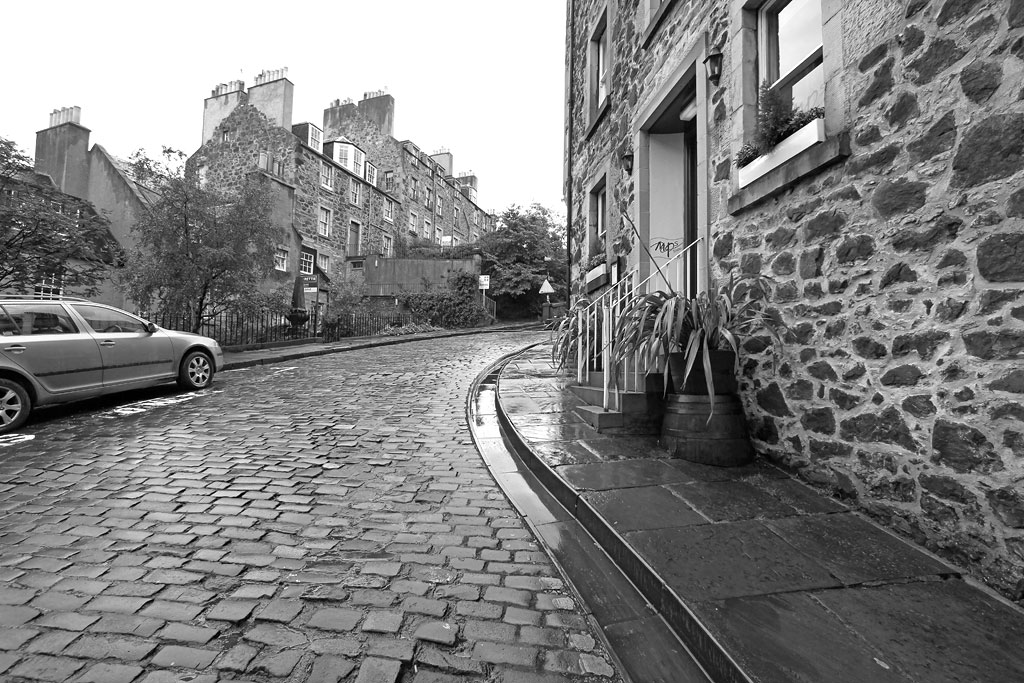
[99,340,117,347]
[3,345,26,353]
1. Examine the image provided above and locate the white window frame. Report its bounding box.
[353,149,365,177]
[436,197,443,216]
[317,253,329,272]
[350,181,362,207]
[382,234,394,257]
[274,248,288,272]
[318,207,332,237]
[410,211,419,234]
[320,161,334,190]
[34,273,65,299]
[338,145,350,168]
[384,170,394,191]
[384,198,395,223]
[365,163,378,187]
[588,9,610,126]
[758,0,824,113]
[299,251,315,275]
[424,218,432,239]
[309,126,323,153]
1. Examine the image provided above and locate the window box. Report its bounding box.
[737,117,824,189]
[585,263,609,293]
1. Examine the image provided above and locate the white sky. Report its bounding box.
[3,0,567,217]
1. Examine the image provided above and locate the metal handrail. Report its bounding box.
[574,237,703,410]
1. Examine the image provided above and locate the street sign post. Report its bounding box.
[479,275,490,306]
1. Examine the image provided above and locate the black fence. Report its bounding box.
[322,313,414,342]
[152,309,415,348]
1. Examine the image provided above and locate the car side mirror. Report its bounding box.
[146,322,158,334]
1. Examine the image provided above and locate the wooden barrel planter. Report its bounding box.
[661,393,754,467]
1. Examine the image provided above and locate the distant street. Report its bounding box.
[0,331,623,682]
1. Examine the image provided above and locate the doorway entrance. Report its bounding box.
[634,49,709,297]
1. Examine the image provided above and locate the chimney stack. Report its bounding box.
[203,79,246,143]
[430,149,454,177]
[48,106,81,128]
[35,106,91,200]
[357,89,395,137]
[247,67,294,131]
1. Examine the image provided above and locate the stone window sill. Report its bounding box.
[586,98,611,140]
[728,131,851,216]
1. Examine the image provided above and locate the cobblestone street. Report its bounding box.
[0,332,624,683]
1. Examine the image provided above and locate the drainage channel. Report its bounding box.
[468,350,712,683]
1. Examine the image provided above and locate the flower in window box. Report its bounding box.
[585,252,608,272]
[737,81,826,169]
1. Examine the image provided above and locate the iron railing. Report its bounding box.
[575,238,703,411]
[321,313,414,341]
[151,309,416,347]
[150,309,322,347]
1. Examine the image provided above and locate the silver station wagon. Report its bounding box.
[0,296,223,434]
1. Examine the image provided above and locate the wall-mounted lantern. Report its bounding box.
[621,150,634,176]
[704,51,724,86]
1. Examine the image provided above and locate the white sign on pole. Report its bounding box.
[478,275,490,290]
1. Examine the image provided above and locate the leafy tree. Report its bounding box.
[0,136,116,295]
[478,203,567,319]
[118,149,279,332]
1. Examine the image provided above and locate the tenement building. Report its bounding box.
[195,70,495,309]
[565,0,1024,598]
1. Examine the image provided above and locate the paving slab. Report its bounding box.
[626,520,841,601]
[495,342,1024,683]
[764,513,956,585]
[581,486,707,532]
[557,459,694,491]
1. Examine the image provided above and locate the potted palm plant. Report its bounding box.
[611,273,785,465]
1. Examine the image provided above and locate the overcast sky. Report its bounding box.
[3,1,567,217]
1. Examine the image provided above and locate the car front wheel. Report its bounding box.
[0,378,31,434]
[178,351,214,390]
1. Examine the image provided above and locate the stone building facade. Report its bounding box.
[196,71,495,308]
[565,0,1024,599]
[322,93,496,248]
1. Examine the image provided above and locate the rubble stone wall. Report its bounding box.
[712,0,1024,600]
[567,0,1024,599]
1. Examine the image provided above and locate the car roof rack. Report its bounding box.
[0,295,91,302]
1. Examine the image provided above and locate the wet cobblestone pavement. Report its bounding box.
[0,332,625,683]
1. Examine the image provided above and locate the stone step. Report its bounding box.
[575,404,662,435]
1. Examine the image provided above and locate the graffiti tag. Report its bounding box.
[651,239,687,259]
